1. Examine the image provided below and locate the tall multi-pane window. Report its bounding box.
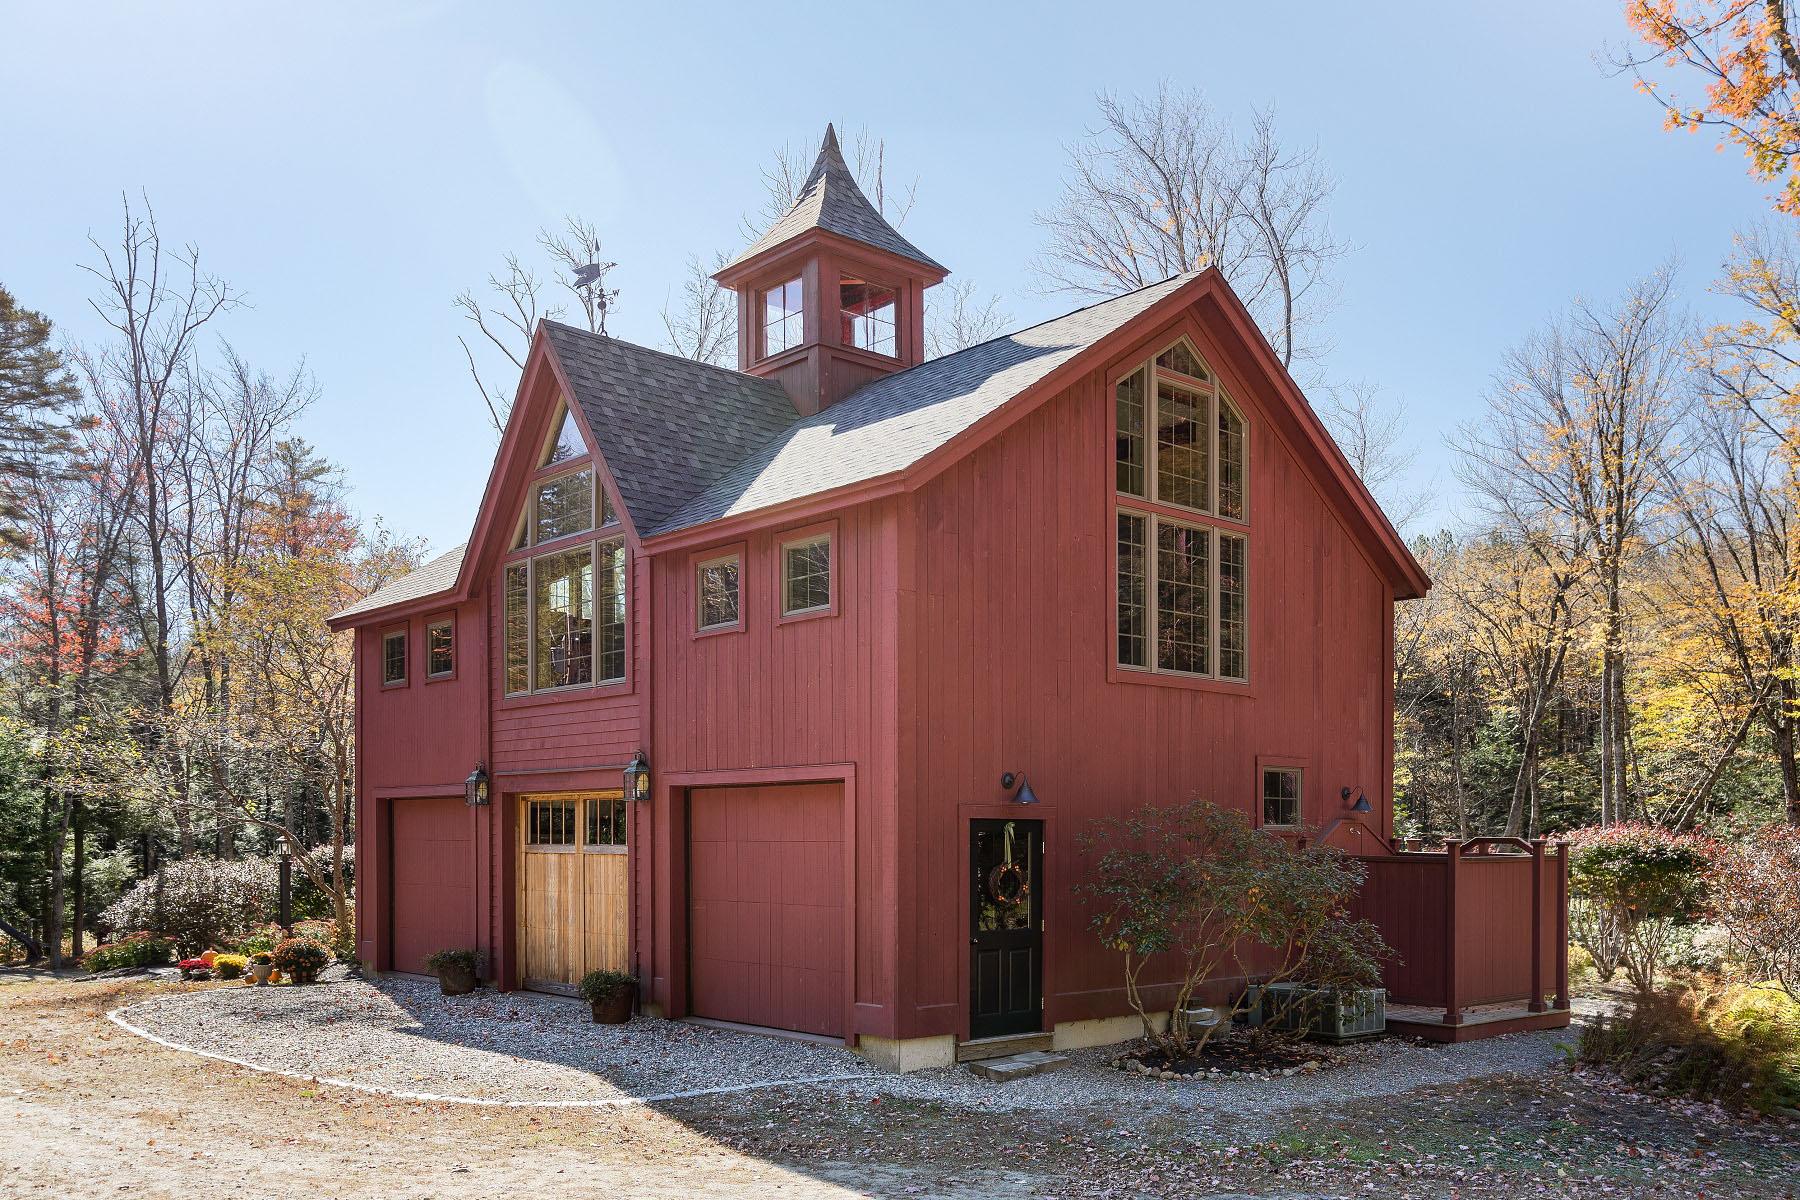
[382,629,407,686]
[505,564,529,693]
[1114,339,1249,682]
[762,277,804,357]
[505,538,627,696]
[427,619,454,678]
[840,277,896,356]
[1262,767,1302,828]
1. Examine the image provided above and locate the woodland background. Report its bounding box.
[4,2,1798,967]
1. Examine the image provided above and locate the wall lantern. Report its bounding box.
[1341,785,1372,814]
[1000,771,1040,805]
[465,763,490,807]
[624,749,652,803]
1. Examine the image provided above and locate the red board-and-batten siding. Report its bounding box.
[652,299,1395,1043]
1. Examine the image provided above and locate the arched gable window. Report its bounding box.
[1114,339,1248,682]
[503,402,627,695]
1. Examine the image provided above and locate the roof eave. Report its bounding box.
[713,227,949,289]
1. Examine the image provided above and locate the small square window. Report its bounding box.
[1262,767,1302,828]
[527,798,577,846]
[381,629,407,686]
[781,533,832,616]
[427,620,454,678]
[696,553,741,631]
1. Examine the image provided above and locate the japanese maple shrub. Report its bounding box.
[1710,827,1800,999]
[1079,798,1390,1060]
[1565,825,1711,996]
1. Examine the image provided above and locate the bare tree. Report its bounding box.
[925,279,1013,359]
[1036,87,1348,369]
[456,215,618,432]
[1317,380,1432,533]
[660,253,736,368]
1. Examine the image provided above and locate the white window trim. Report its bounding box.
[504,535,629,697]
[695,551,743,632]
[380,628,407,686]
[1116,337,1249,526]
[1260,765,1304,829]
[779,531,834,617]
[1115,512,1249,684]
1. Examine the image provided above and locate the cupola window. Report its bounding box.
[761,278,804,357]
[840,277,897,357]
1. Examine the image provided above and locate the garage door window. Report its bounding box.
[585,796,627,852]
[526,798,577,847]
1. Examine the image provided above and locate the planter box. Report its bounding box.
[1245,984,1386,1043]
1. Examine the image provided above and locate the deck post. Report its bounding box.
[1528,839,1546,1013]
[1554,842,1570,1011]
[1443,840,1462,1027]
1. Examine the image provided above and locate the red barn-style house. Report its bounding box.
[331,128,1568,1067]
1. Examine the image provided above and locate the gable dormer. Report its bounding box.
[714,125,948,416]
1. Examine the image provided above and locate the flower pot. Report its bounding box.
[249,962,273,986]
[437,963,478,996]
[589,983,635,1024]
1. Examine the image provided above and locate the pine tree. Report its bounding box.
[0,285,82,555]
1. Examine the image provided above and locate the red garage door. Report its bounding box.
[688,784,844,1038]
[390,796,474,975]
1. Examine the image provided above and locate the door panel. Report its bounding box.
[518,792,628,991]
[390,796,474,975]
[969,819,1043,1040]
[687,783,845,1038]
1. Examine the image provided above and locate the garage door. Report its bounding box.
[688,783,844,1038]
[390,796,474,975]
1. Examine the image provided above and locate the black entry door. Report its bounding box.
[969,819,1043,1040]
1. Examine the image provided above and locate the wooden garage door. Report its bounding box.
[688,783,844,1038]
[390,796,474,975]
[518,792,630,992]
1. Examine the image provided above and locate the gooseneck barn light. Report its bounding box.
[1000,771,1040,805]
[1342,785,1372,813]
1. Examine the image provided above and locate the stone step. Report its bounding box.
[955,1032,1052,1062]
[966,1050,1071,1081]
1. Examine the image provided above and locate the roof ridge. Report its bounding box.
[831,272,1198,399]
[541,320,782,391]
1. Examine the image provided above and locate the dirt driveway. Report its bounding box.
[2,975,1795,1199]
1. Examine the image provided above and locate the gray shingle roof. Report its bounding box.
[330,543,466,622]
[543,323,798,534]
[650,273,1197,536]
[724,125,945,274]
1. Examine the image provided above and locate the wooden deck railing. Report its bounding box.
[1350,838,1570,1026]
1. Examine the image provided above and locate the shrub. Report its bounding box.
[270,937,329,985]
[212,954,248,980]
[81,931,175,973]
[1710,828,1800,998]
[578,969,636,1004]
[1079,798,1391,1059]
[425,949,480,975]
[100,858,277,955]
[1574,982,1800,1114]
[235,924,285,956]
[1565,825,1711,996]
[237,918,354,962]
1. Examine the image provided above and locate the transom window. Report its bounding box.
[696,552,741,631]
[527,798,578,846]
[544,406,585,467]
[781,532,832,616]
[381,629,407,686]
[426,619,454,678]
[762,277,804,357]
[1116,338,1246,521]
[585,795,627,851]
[840,276,896,357]
[1262,767,1302,828]
[1115,339,1249,683]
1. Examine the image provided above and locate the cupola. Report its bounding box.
[715,125,948,416]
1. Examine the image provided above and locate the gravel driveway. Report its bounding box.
[115,975,1576,1122]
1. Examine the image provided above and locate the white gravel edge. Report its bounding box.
[105,1003,867,1109]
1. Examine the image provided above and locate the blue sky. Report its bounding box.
[0,0,1775,554]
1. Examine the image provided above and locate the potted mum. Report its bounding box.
[271,936,330,985]
[212,954,249,981]
[579,969,637,1024]
[424,949,482,996]
[248,952,275,985]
